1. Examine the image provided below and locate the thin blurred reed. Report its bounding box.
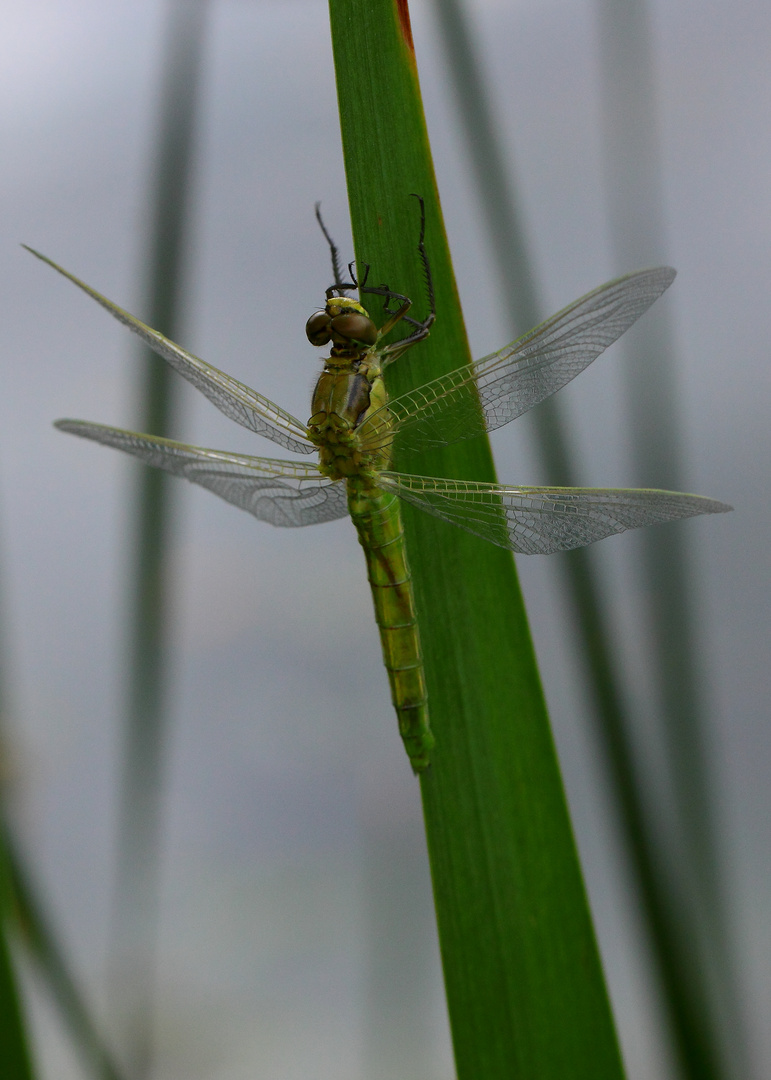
[0,483,120,1078]
[597,0,748,1075]
[431,0,738,1078]
[0,796,34,1077]
[107,2,208,1076]
[0,499,34,1079]
[3,828,125,1080]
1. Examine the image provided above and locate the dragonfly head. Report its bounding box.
[306,296,378,350]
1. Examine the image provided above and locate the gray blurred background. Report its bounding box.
[1,1,768,1078]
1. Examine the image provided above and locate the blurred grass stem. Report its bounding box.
[432,1,734,1077]
[598,0,747,1074]
[108,2,208,1076]
[0,837,34,1079]
[5,828,125,1080]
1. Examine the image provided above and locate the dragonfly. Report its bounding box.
[25,199,730,773]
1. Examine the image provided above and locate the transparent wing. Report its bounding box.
[26,247,314,456]
[56,420,347,527]
[379,472,731,555]
[361,267,676,454]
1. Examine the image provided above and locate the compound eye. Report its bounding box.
[306,311,331,346]
[330,312,378,346]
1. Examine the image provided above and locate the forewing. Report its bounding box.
[379,472,731,554]
[362,267,676,454]
[56,420,347,527]
[26,247,314,455]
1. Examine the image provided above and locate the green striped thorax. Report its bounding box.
[306,296,392,481]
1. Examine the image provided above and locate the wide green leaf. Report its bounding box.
[328,2,625,1076]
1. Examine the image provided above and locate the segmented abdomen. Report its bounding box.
[347,482,433,772]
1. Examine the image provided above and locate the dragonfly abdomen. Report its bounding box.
[347,481,433,773]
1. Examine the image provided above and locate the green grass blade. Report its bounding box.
[0,519,106,1076]
[328,2,625,1075]
[108,3,208,1073]
[0,507,33,1076]
[0,830,35,1080]
[5,830,125,1080]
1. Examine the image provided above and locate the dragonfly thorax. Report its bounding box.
[308,354,390,481]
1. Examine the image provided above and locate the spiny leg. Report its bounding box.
[313,197,436,359]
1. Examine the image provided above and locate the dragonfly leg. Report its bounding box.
[314,196,436,362]
[315,202,345,289]
[371,194,436,365]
